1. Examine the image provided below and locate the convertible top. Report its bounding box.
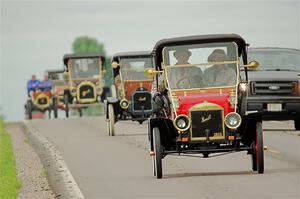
[112,51,152,62]
[63,52,105,66]
[45,69,64,74]
[153,34,247,67]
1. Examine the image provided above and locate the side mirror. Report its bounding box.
[144,68,161,78]
[111,61,119,69]
[244,60,260,70]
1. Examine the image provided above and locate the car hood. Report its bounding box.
[176,93,233,116]
[241,70,300,82]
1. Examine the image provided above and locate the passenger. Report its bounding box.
[204,49,236,87]
[27,74,41,95]
[40,73,53,92]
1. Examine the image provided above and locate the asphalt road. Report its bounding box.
[27,117,300,199]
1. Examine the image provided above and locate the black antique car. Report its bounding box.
[105,51,155,136]
[145,34,264,178]
[63,53,110,117]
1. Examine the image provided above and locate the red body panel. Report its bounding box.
[176,93,234,116]
[124,80,153,100]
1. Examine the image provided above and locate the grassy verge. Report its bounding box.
[0,119,21,199]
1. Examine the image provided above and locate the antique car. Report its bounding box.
[63,53,109,117]
[46,69,68,110]
[246,47,300,130]
[105,51,155,136]
[25,89,58,119]
[145,34,264,178]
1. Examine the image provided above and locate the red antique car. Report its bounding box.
[146,34,263,178]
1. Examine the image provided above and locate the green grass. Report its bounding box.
[0,119,21,199]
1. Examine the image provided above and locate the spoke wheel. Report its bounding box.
[256,122,264,174]
[108,104,115,136]
[27,100,33,120]
[64,94,69,118]
[153,127,162,179]
[53,98,58,118]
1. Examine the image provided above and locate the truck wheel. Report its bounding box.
[64,94,69,118]
[255,122,264,174]
[153,127,162,179]
[108,104,115,136]
[294,119,300,130]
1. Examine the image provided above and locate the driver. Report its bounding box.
[169,48,204,89]
[152,48,203,116]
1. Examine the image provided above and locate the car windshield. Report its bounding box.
[49,73,65,86]
[248,49,300,71]
[163,42,238,90]
[70,58,101,79]
[120,57,153,80]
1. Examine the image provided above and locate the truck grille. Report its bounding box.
[190,110,224,140]
[132,91,152,111]
[251,81,296,95]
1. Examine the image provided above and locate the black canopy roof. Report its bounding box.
[63,52,105,66]
[112,51,152,62]
[45,69,64,74]
[153,34,247,66]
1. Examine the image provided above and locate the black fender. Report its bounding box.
[240,112,262,146]
[148,117,178,151]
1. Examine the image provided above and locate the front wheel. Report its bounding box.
[27,100,33,120]
[64,94,69,118]
[53,97,58,118]
[255,122,264,174]
[107,104,115,136]
[294,118,300,130]
[153,127,162,179]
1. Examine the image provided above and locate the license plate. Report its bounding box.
[267,103,282,112]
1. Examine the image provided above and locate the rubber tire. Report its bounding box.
[108,104,115,136]
[53,98,58,118]
[78,108,83,117]
[256,122,264,174]
[27,100,33,120]
[294,118,300,130]
[153,127,162,179]
[64,94,69,118]
[251,144,257,171]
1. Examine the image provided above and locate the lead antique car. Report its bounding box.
[145,34,264,179]
[105,51,155,136]
[63,53,109,117]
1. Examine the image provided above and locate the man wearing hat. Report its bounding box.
[204,49,236,87]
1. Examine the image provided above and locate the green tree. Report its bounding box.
[72,36,106,54]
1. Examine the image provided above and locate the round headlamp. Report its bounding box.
[173,114,191,132]
[70,87,77,97]
[96,86,103,95]
[120,99,129,109]
[225,112,242,129]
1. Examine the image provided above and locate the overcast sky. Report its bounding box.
[0,0,299,121]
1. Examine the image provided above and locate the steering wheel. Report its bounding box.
[176,76,192,89]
